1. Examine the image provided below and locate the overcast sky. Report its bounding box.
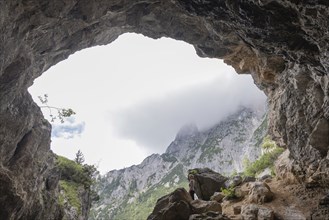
[28,33,266,174]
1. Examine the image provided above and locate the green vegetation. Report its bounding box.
[221,186,235,199]
[57,154,98,189]
[75,150,85,165]
[243,142,284,177]
[59,180,81,211]
[188,169,199,175]
[38,94,75,123]
[56,153,99,214]
[261,135,277,152]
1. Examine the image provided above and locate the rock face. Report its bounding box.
[1,1,329,218]
[190,168,228,201]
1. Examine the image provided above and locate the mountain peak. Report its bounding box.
[175,123,199,140]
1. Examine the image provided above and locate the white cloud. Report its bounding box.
[110,74,266,153]
[51,117,86,139]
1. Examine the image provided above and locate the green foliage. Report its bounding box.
[188,169,198,175]
[75,150,85,165]
[56,155,99,216]
[243,147,284,177]
[38,94,76,123]
[57,155,84,182]
[221,186,235,198]
[261,135,277,152]
[56,155,98,189]
[59,180,81,212]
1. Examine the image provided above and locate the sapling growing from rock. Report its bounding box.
[38,94,75,123]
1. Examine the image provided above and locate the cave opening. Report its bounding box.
[28,33,266,174]
[1,2,329,219]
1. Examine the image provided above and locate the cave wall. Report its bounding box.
[0,0,329,219]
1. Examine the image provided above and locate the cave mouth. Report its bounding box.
[2,1,329,219]
[28,33,266,173]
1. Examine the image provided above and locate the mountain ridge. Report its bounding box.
[90,106,268,219]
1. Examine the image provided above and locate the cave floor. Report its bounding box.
[222,178,327,220]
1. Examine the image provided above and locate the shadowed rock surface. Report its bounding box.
[1,1,329,219]
[189,168,228,201]
[147,188,226,220]
[147,188,192,220]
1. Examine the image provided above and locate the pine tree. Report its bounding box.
[75,150,85,165]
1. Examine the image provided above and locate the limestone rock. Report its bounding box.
[274,150,298,185]
[242,176,256,183]
[259,175,272,182]
[190,168,228,201]
[241,204,274,220]
[210,192,225,203]
[189,212,230,220]
[248,182,274,204]
[226,175,243,188]
[147,188,192,220]
[190,200,222,214]
[234,183,251,199]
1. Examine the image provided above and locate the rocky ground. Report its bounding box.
[222,178,328,220]
[148,153,329,220]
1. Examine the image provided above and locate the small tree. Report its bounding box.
[38,94,75,123]
[75,150,85,165]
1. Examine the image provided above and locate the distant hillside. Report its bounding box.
[89,106,268,220]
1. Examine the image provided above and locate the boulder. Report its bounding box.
[189,168,228,200]
[234,183,251,199]
[241,204,274,220]
[259,175,272,182]
[257,206,275,220]
[210,192,225,203]
[226,175,243,188]
[147,188,192,220]
[243,176,256,183]
[190,199,222,214]
[248,182,274,204]
[189,212,230,220]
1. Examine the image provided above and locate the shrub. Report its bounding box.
[243,147,284,177]
[56,155,99,213]
[56,155,98,188]
[188,169,198,175]
[261,135,277,153]
[59,180,81,212]
[221,186,235,199]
